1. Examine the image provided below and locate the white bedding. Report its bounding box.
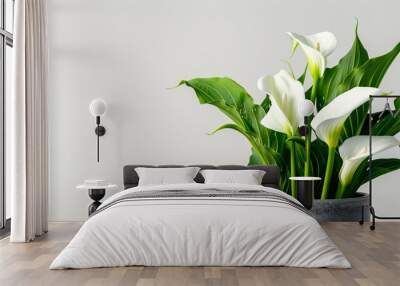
[50,183,350,269]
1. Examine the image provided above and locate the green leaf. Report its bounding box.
[210,123,277,164]
[179,78,261,135]
[180,77,287,174]
[344,158,400,198]
[248,148,290,194]
[209,123,249,137]
[286,136,305,145]
[338,43,400,91]
[368,96,400,136]
[180,78,265,148]
[248,148,264,165]
[360,112,380,134]
[339,42,400,143]
[209,123,258,148]
[340,103,369,141]
[395,97,400,110]
[293,143,306,177]
[316,26,369,110]
[260,95,271,113]
[371,109,400,136]
[310,140,342,198]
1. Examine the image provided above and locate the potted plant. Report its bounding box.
[177,25,400,222]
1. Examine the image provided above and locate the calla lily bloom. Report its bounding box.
[287,32,337,80]
[258,70,305,137]
[258,69,305,197]
[311,87,381,148]
[337,135,400,198]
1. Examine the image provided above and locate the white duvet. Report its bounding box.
[50,183,351,269]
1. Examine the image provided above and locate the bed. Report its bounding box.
[50,165,350,269]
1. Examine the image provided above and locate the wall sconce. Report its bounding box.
[89,98,107,162]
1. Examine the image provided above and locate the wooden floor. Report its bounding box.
[0,222,399,286]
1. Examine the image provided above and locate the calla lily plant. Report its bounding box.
[179,24,400,200]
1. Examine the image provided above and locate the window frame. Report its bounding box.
[0,0,13,232]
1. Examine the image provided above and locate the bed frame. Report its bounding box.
[123,165,280,190]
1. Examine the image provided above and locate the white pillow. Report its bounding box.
[135,167,200,186]
[200,169,266,185]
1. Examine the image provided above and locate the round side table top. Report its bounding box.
[76,184,118,190]
[289,176,321,181]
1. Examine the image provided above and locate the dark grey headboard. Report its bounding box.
[123,165,280,190]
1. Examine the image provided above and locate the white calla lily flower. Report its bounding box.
[287,32,337,79]
[339,136,400,186]
[311,87,381,148]
[258,70,305,136]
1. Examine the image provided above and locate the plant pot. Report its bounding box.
[311,193,370,222]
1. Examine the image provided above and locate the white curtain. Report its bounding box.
[10,0,48,242]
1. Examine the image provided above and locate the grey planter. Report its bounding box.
[311,193,370,222]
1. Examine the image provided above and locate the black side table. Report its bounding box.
[88,189,106,215]
[76,183,117,216]
[289,177,321,210]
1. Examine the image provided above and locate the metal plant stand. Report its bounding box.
[368,95,400,230]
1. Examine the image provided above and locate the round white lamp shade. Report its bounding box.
[298,99,315,117]
[89,98,107,117]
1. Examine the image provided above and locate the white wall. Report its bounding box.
[47,0,400,221]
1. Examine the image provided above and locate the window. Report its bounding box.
[0,0,13,233]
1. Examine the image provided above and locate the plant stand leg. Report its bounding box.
[359,205,364,225]
[370,206,376,231]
